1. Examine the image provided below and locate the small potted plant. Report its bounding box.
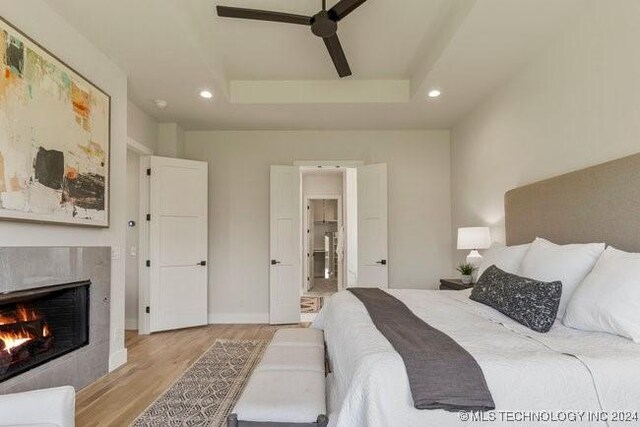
[456,262,477,285]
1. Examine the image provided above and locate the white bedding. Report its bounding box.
[313,289,640,427]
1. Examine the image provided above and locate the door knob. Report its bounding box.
[271,260,281,265]
[198,261,207,266]
[376,259,387,265]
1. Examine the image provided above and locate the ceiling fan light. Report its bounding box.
[428,89,441,98]
[200,90,213,99]
[154,99,168,109]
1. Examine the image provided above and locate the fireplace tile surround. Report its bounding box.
[0,247,110,395]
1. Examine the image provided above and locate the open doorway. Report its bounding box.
[269,161,387,325]
[299,167,355,321]
[124,138,153,333]
[125,147,140,331]
[306,197,341,295]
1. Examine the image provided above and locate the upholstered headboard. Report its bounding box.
[505,153,640,252]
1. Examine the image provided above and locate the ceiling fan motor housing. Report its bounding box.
[311,11,338,38]
[216,0,368,77]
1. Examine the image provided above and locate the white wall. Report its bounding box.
[158,122,185,158]
[0,1,128,369]
[450,0,640,265]
[185,130,451,323]
[127,101,158,152]
[302,172,343,195]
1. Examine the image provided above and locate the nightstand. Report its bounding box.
[439,278,474,291]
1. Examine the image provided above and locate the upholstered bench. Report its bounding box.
[0,386,75,427]
[227,328,328,427]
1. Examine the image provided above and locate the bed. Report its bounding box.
[313,153,640,427]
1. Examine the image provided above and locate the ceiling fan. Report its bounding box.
[216,0,369,78]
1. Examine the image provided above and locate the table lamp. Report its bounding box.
[457,227,491,265]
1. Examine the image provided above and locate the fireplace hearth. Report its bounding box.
[0,281,90,383]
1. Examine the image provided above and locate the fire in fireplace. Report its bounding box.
[0,304,53,359]
[0,281,90,383]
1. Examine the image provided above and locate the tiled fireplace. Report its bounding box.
[0,247,110,394]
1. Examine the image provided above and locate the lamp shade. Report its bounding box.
[457,227,491,250]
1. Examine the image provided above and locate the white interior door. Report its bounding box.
[270,166,301,324]
[357,163,388,288]
[344,168,358,288]
[149,156,208,332]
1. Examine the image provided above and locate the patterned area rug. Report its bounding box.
[301,296,324,313]
[132,339,268,427]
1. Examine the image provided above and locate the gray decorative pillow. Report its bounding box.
[470,265,562,333]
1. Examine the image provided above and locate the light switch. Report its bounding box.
[130,246,137,257]
[112,246,121,260]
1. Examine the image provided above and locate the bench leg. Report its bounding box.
[317,414,329,427]
[227,413,239,427]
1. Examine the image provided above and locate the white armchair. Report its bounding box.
[0,386,75,427]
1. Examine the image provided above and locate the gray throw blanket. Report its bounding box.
[349,287,495,412]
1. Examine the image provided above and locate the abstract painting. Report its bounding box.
[0,17,110,227]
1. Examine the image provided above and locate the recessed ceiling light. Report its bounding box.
[200,90,213,99]
[428,89,441,98]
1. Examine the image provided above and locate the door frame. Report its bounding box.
[125,138,153,335]
[294,160,364,168]
[295,160,364,293]
[303,194,343,293]
[137,155,152,334]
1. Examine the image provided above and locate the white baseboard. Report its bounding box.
[108,347,128,372]
[208,312,270,324]
[125,317,138,330]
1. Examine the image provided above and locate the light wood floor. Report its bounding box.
[76,324,278,427]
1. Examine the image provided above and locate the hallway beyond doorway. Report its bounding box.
[306,278,337,296]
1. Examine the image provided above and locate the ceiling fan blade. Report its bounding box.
[216,6,312,26]
[323,34,352,78]
[328,0,368,21]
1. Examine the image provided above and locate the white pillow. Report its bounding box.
[563,247,640,342]
[477,242,531,278]
[519,238,605,318]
